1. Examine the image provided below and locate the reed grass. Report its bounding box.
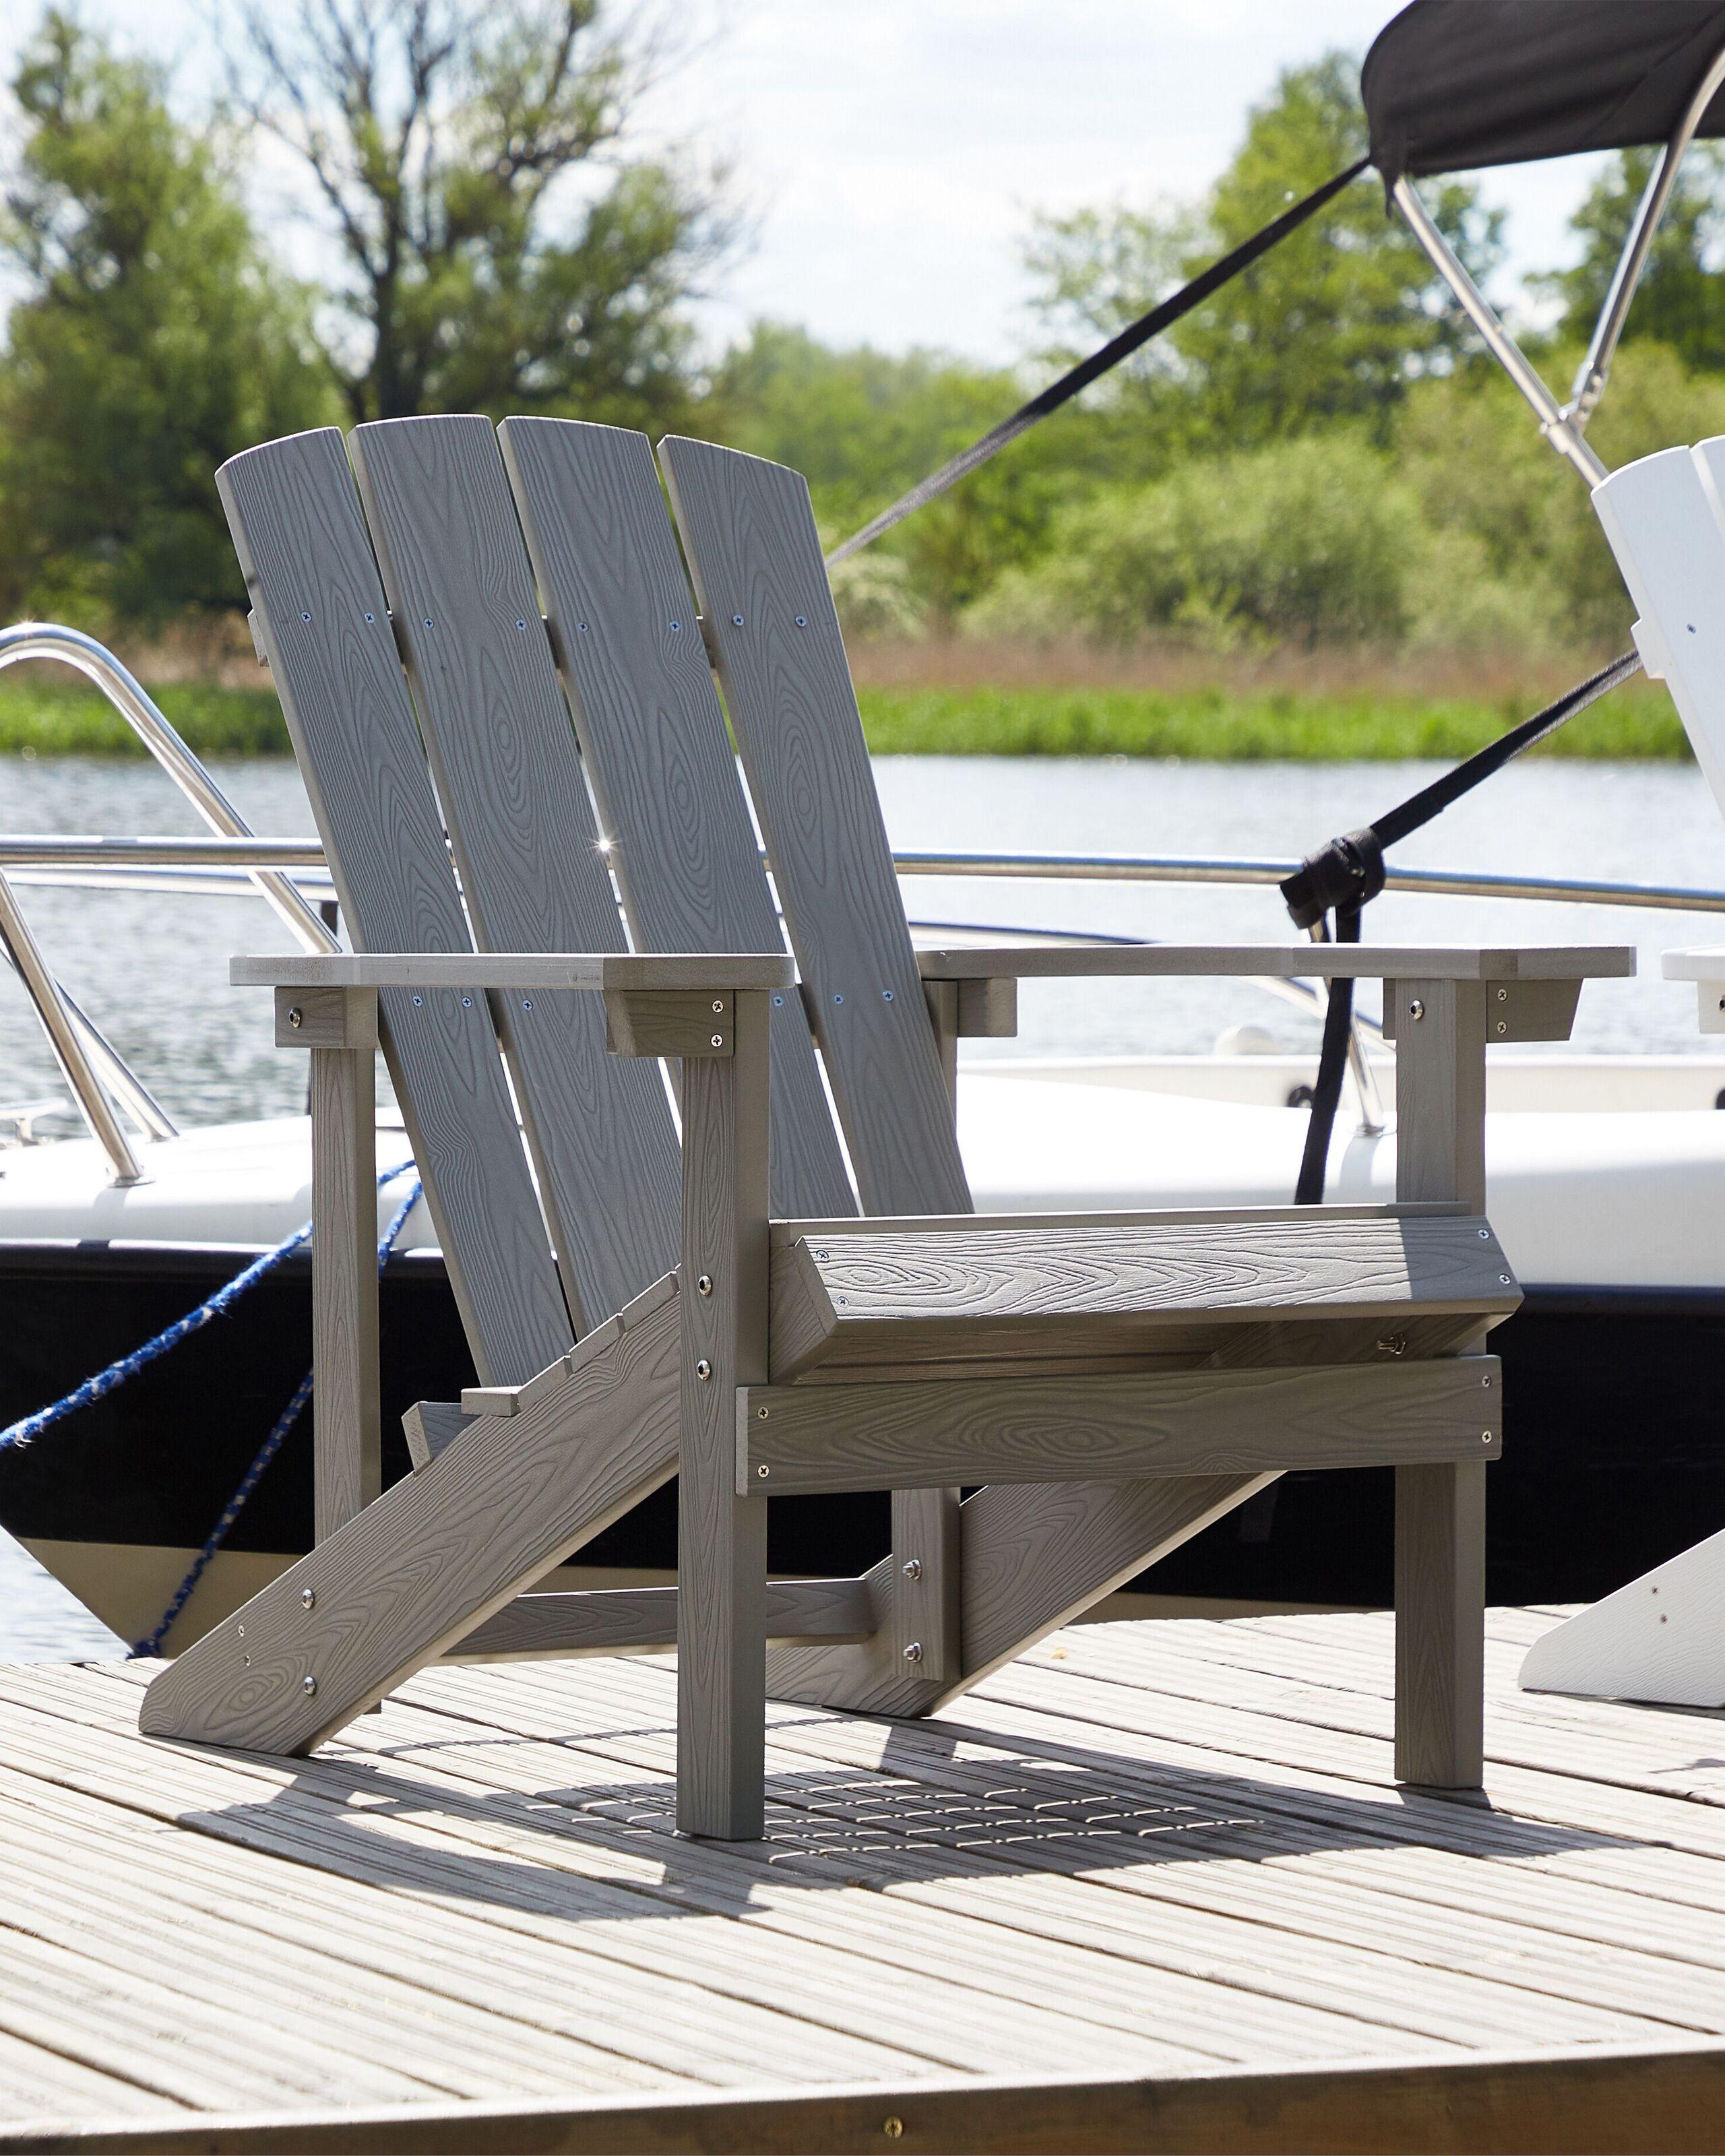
[0,641,1687,760]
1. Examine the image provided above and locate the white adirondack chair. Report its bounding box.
[1522,437,1725,1707]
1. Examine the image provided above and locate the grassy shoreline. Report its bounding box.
[0,674,1689,761]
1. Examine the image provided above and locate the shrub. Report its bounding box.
[965,435,1418,649]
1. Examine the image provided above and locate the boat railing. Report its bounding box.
[3,627,1725,1179]
[0,626,337,1182]
[8,835,1725,1166]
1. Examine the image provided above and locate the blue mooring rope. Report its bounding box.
[0,1155,418,1658]
[125,1164,423,1659]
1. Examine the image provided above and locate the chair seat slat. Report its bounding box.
[769,1213,1518,1381]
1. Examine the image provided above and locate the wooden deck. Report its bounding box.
[2,1609,1725,2151]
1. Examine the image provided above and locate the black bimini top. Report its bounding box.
[1363,1,1725,182]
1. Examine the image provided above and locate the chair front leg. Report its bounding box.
[675,987,772,1839]
[1389,974,1488,1787]
[278,986,381,1542]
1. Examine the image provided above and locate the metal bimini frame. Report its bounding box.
[1391,37,1725,488]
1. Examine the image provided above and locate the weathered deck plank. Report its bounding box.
[1,1611,1724,2151]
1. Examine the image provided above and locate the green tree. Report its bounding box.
[708,321,1082,620]
[1026,54,1503,451]
[0,13,332,627]
[1541,146,1725,378]
[228,0,731,425]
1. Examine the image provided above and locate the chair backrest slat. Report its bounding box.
[658,435,972,1217]
[218,428,573,1386]
[499,416,855,1221]
[348,416,681,1324]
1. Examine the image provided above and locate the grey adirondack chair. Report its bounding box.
[139,414,1631,1839]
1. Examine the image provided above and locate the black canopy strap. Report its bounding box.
[1293,905,1362,1207]
[1282,644,1642,1203]
[825,157,1371,568]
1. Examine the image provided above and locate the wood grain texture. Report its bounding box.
[499,416,853,1222]
[1395,1455,1486,1787]
[767,1473,1272,1717]
[957,976,1019,1037]
[1392,978,1489,1790]
[893,1486,960,1686]
[677,991,772,1838]
[217,429,569,1387]
[743,1359,1502,1495]
[658,435,970,1218]
[234,953,795,990]
[603,990,735,1059]
[401,1400,474,1469]
[767,1201,1470,1244]
[350,416,682,1328]
[768,1214,1517,1382]
[138,1280,683,1753]
[918,944,1637,982]
[274,986,376,1050]
[449,1575,876,1662]
[1384,977,1582,1046]
[310,1045,380,1541]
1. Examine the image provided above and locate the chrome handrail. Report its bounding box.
[0,870,141,1182]
[0,836,326,866]
[890,849,1725,913]
[0,627,337,957]
[8,838,1725,916]
[0,625,340,1181]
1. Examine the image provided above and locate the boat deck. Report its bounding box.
[2,1609,1725,2151]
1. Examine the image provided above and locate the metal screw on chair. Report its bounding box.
[757,1405,770,1419]
[1482,1431,1493,1445]
[902,1642,923,1663]
[301,1588,316,1608]
[287,1006,303,1029]
[303,1676,317,1696]
[710,1034,724,1048]
[695,1359,712,1381]
[902,1557,922,1580]
[711,1001,725,1014]
[1481,1372,1492,1387]
[757,1463,770,1478]
[1408,999,1424,1021]
[696,1274,713,1296]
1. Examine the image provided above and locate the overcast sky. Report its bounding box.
[0,0,1615,367]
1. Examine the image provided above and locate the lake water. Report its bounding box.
[3,749,1723,1655]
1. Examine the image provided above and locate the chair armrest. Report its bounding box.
[1663,945,1725,1035]
[1663,947,1725,981]
[916,943,1636,982]
[231,951,796,992]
